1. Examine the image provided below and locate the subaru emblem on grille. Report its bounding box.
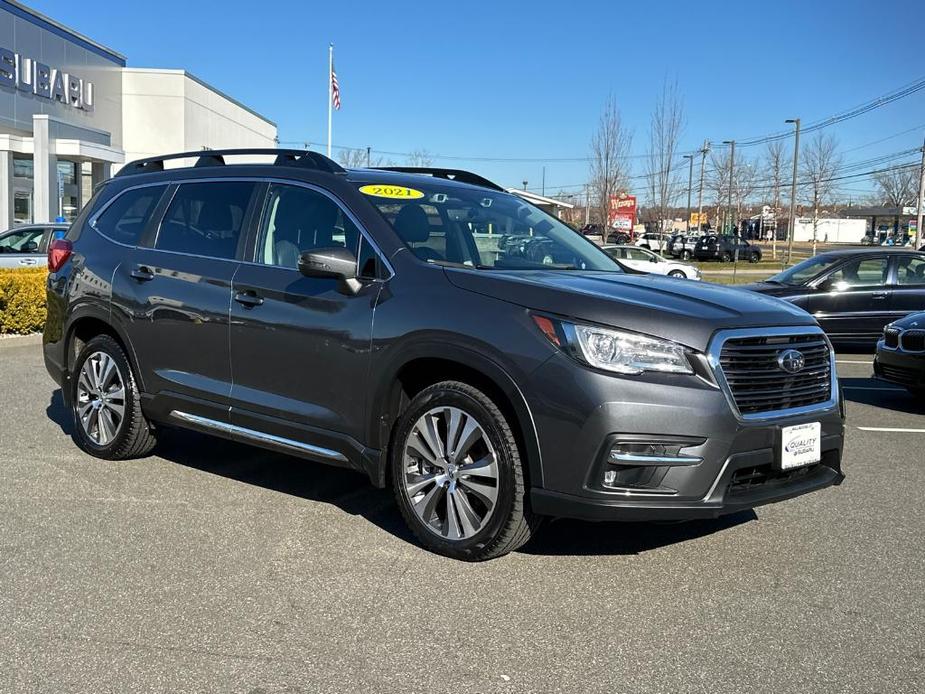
[777,349,805,374]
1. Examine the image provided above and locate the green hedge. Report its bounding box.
[0,267,47,335]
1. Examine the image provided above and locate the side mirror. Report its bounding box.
[22,241,39,253]
[298,247,362,294]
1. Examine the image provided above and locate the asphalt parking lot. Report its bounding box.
[1,335,922,693]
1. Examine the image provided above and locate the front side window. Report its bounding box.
[896,256,925,286]
[156,182,255,260]
[827,257,888,288]
[257,184,362,269]
[0,228,43,253]
[93,185,168,245]
[361,182,620,271]
[769,255,842,286]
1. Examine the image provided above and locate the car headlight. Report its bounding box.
[532,315,693,375]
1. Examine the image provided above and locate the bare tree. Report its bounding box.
[338,148,375,168]
[645,78,685,231]
[801,132,842,250]
[588,93,633,242]
[407,148,433,167]
[707,149,757,232]
[764,140,789,253]
[873,166,919,207]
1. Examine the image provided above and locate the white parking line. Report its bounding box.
[836,360,873,365]
[842,386,905,391]
[857,427,925,433]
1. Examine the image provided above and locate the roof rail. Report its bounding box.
[371,166,504,192]
[115,148,345,177]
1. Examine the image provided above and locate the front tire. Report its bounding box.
[748,252,761,263]
[391,381,537,560]
[720,251,733,262]
[70,335,157,460]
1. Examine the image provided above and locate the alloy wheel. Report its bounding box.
[401,406,499,541]
[75,351,126,446]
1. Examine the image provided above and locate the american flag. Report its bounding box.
[331,62,341,110]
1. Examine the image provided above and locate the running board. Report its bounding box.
[169,410,349,464]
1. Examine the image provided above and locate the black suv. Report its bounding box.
[44,149,845,560]
[695,234,762,263]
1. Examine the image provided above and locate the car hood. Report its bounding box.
[890,311,925,330]
[445,268,816,350]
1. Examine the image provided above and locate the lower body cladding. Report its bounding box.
[525,352,845,521]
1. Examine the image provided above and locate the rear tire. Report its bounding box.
[748,252,761,264]
[681,250,692,261]
[70,335,157,460]
[390,381,538,561]
[720,251,732,262]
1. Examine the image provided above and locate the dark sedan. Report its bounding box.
[742,249,925,343]
[874,311,925,396]
[694,234,762,263]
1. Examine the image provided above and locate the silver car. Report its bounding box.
[0,224,68,269]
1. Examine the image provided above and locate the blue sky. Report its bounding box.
[28,0,925,199]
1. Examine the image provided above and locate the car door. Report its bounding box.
[623,246,661,273]
[806,255,891,340]
[228,182,386,453]
[890,254,925,320]
[0,226,45,269]
[113,179,259,421]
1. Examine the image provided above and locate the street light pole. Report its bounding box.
[786,118,801,264]
[916,133,925,247]
[723,140,735,234]
[697,140,709,231]
[683,154,694,232]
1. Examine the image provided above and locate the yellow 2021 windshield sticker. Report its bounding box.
[359,184,425,200]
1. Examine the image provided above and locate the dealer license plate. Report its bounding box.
[780,422,821,470]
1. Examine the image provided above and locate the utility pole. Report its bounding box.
[697,140,709,231]
[916,134,925,247]
[584,185,591,226]
[683,154,694,232]
[522,180,528,191]
[723,140,735,234]
[542,166,546,197]
[366,146,371,167]
[786,118,801,264]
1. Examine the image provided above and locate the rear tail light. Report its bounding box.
[48,239,73,272]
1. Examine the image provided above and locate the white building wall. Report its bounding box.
[120,69,276,171]
[793,218,867,243]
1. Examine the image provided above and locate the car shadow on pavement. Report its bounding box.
[840,377,924,414]
[520,512,757,557]
[46,389,758,557]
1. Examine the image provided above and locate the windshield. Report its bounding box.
[359,182,621,271]
[769,255,842,285]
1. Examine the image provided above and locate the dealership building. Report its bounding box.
[0,0,276,228]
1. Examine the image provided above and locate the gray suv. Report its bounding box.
[43,149,845,560]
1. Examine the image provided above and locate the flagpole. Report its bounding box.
[327,43,333,158]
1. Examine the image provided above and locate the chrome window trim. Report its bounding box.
[706,325,839,423]
[89,176,394,280]
[170,410,348,463]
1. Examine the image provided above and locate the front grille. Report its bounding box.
[884,327,900,349]
[900,330,925,352]
[727,463,818,496]
[719,333,832,415]
[880,364,920,386]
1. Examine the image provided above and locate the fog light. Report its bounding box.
[604,470,617,485]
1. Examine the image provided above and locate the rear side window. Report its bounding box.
[156,181,256,260]
[92,185,167,245]
[896,256,925,286]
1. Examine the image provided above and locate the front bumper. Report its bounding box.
[524,350,845,522]
[873,340,925,389]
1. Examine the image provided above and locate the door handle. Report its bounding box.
[871,292,888,300]
[18,258,38,266]
[130,265,155,282]
[234,290,264,308]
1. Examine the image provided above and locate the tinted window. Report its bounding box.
[0,227,43,253]
[157,182,255,260]
[357,235,388,279]
[93,186,167,245]
[828,258,888,288]
[896,256,925,286]
[257,184,361,269]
